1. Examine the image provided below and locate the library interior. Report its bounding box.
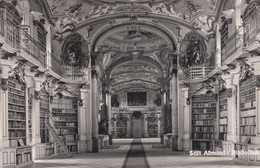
[0,0,260,167]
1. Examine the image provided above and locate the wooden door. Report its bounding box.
[132,119,143,138]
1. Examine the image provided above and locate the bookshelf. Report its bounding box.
[147,116,158,137]
[8,78,32,166]
[116,119,127,138]
[40,91,49,143]
[191,93,217,150]
[28,90,32,145]
[240,75,256,142]
[219,90,228,141]
[52,96,78,152]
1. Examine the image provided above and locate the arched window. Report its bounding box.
[0,1,21,48]
[243,1,260,47]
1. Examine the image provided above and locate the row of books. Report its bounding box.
[8,113,26,120]
[240,101,256,109]
[219,133,227,140]
[240,95,256,103]
[40,102,49,108]
[8,104,25,111]
[240,82,255,91]
[8,93,24,100]
[52,109,77,113]
[193,133,215,140]
[192,108,216,113]
[8,81,24,89]
[193,126,214,132]
[8,87,25,95]
[220,125,227,133]
[220,118,228,125]
[192,102,216,107]
[192,114,216,120]
[9,131,26,138]
[53,116,77,122]
[219,104,227,111]
[240,109,256,117]
[220,111,228,117]
[240,88,255,96]
[240,117,256,125]
[52,103,77,109]
[8,97,25,105]
[8,122,26,128]
[240,125,256,135]
[192,120,215,126]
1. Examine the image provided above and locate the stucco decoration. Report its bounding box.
[61,34,89,68]
[179,32,208,75]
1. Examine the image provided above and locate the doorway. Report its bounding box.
[132,111,143,138]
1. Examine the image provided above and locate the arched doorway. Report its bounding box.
[132,111,143,138]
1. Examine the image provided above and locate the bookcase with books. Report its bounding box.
[240,75,256,142]
[8,78,32,166]
[219,90,228,141]
[28,90,32,145]
[191,93,217,151]
[147,116,158,137]
[52,96,78,153]
[40,91,49,143]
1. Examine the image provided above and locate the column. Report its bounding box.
[160,89,166,143]
[223,75,235,141]
[113,114,117,138]
[126,114,131,138]
[157,114,160,138]
[182,87,191,151]
[78,87,89,153]
[144,114,148,137]
[32,78,44,145]
[171,74,178,151]
[105,91,112,144]
[91,71,98,152]
[215,24,221,67]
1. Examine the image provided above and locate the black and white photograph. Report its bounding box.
[0,0,260,167]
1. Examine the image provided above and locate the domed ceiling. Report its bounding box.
[35,0,226,92]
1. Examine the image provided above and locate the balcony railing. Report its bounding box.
[51,55,64,76]
[0,18,47,67]
[63,66,88,81]
[51,55,88,81]
[20,30,46,67]
[189,66,214,80]
[0,18,20,49]
[221,26,243,63]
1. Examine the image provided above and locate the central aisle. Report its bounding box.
[122,139,150,168]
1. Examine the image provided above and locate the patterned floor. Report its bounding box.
[28,138,254,168]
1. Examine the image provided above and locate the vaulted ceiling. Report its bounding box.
[33,0,228,93]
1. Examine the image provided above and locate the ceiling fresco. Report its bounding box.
[110,62,162,91]
[97,27,170,52]
[46,0,219,23]
[35,0,224,93]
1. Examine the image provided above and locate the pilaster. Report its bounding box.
[144,114,148,138]
[91,70,98,152]
[0,60,13,149]
[78,86,90,153]
[181,87,191,151]
[171,74,178,150]
[126,114,131,138]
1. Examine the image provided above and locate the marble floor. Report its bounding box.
[28,138,256,168]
